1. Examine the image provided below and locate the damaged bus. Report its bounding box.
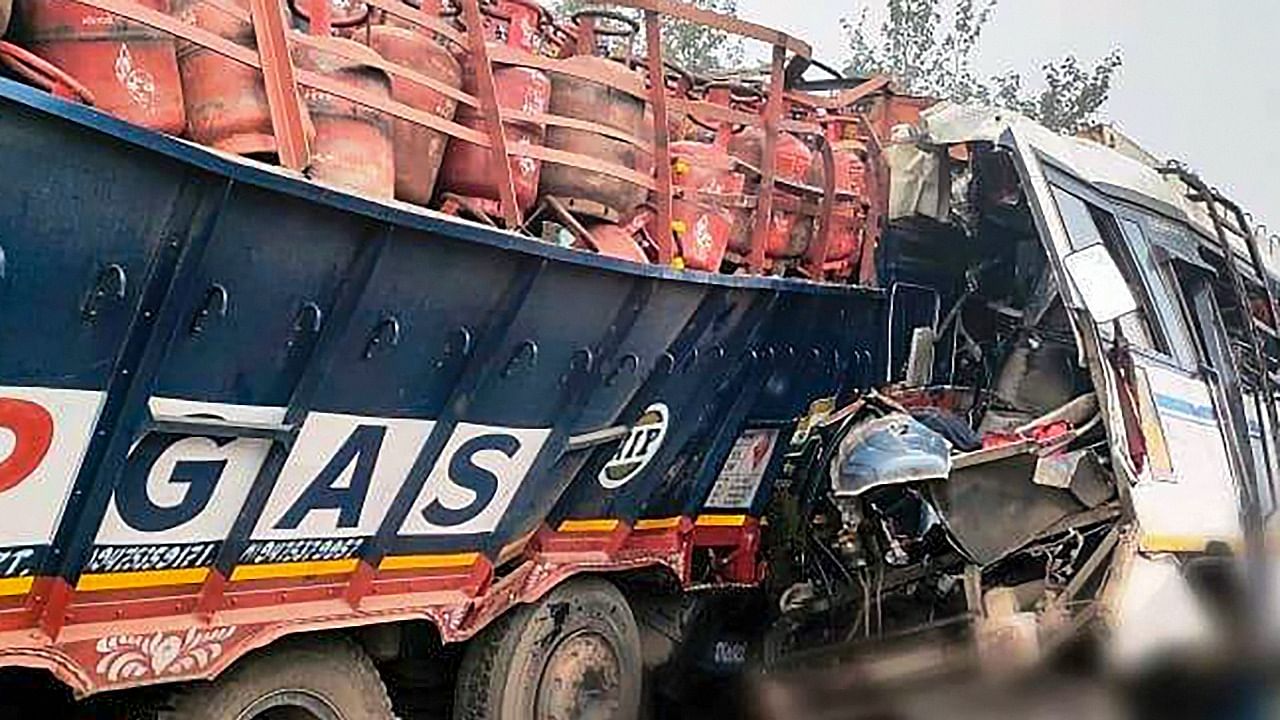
[747,104,1279,701]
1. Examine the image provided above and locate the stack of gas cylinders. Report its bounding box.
[0,0,877,281]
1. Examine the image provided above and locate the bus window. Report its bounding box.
[1050,187,1161,353]
[1117,217,1198,368]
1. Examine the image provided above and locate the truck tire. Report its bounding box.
[159,635,394,720]
[454,577,642,720]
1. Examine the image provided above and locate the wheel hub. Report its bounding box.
[536,630,623,720]
[236,689,343,720]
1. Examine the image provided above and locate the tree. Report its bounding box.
[552,0,743,73]
[842,0,1122,133]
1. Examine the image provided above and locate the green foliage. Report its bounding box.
[552,0,744,73]
[842,0,1122,133]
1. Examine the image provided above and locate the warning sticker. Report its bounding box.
[705,429,780,509]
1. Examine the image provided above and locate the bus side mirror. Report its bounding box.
[1062,244,1140,324]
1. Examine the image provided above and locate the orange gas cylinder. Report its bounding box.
[728,126,814,261]
[15,0,185,133]
[670,139,744,272]
[173,0,281,157]
[814,116,871,278]
[437,0,550,217]
[292,37,395,198]
[481,0,546,55]
[437,63,549,214]
[539,54,649,221]
[583,216,649,264]
[288,0,371,33]
[825,139,869,274]
[366,21,462,205]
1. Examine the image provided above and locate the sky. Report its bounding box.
[736,0,1280,242]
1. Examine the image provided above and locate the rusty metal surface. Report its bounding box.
[540,54,651,219]
[293,36,394,197]
[175,0,279,157]
[367,23,461,204]
[644,8,675,263]
[461,0,522,225]
[747,46,787,273]
[248,0,310,169]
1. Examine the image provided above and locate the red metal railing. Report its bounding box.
[40,0,891,280]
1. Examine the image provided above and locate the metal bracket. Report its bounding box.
[190,283,229,336]
[363,315,402,359]
[81,263,128,322]
[149,414,294,441]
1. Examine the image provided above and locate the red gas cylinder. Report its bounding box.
[481,0,546,54]
[366,21,462,205]
[437,64,549,214]
[15,0,185,133]
[437,0,550,217]
[292,37,395,198]
[825,138,868,274]
[538,51,649,221]
[173,0,282,157]
[728,126,814,261]
[670,140,744,272]
[583,216,649,264]
[288,0,372,33]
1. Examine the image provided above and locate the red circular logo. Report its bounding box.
[0,398,55,493]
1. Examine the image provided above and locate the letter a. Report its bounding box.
[275,425,386,530]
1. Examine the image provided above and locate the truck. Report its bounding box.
[0,0,1273,718]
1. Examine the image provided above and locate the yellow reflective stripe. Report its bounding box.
[557,519,620,533]
[695,514,748,527]
[0,576,34,597]
[634,517,681,531]
[76,567,210,592]
[378,553,479,572]
[230,559,358,582]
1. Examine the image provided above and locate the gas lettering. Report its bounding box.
[251,413,435,542]
[92,400,282,552]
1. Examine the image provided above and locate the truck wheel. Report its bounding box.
[160,635,394,720]
[455,577,642,720]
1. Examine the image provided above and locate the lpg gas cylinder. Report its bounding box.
[437,0,550,216]
[15,0,185,133]
[825,138,869,274]
[173,0,280,157]
[481,0,546,54]
[288,0,371,33]
[539,55,649,221]
[728,127,814,261]
[436,63,549,214]
[583,215,649,264]
[366,22,462,205]
[670,139,744,272]
[292,37,395,198]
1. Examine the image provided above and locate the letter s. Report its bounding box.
[421,434,519,528]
